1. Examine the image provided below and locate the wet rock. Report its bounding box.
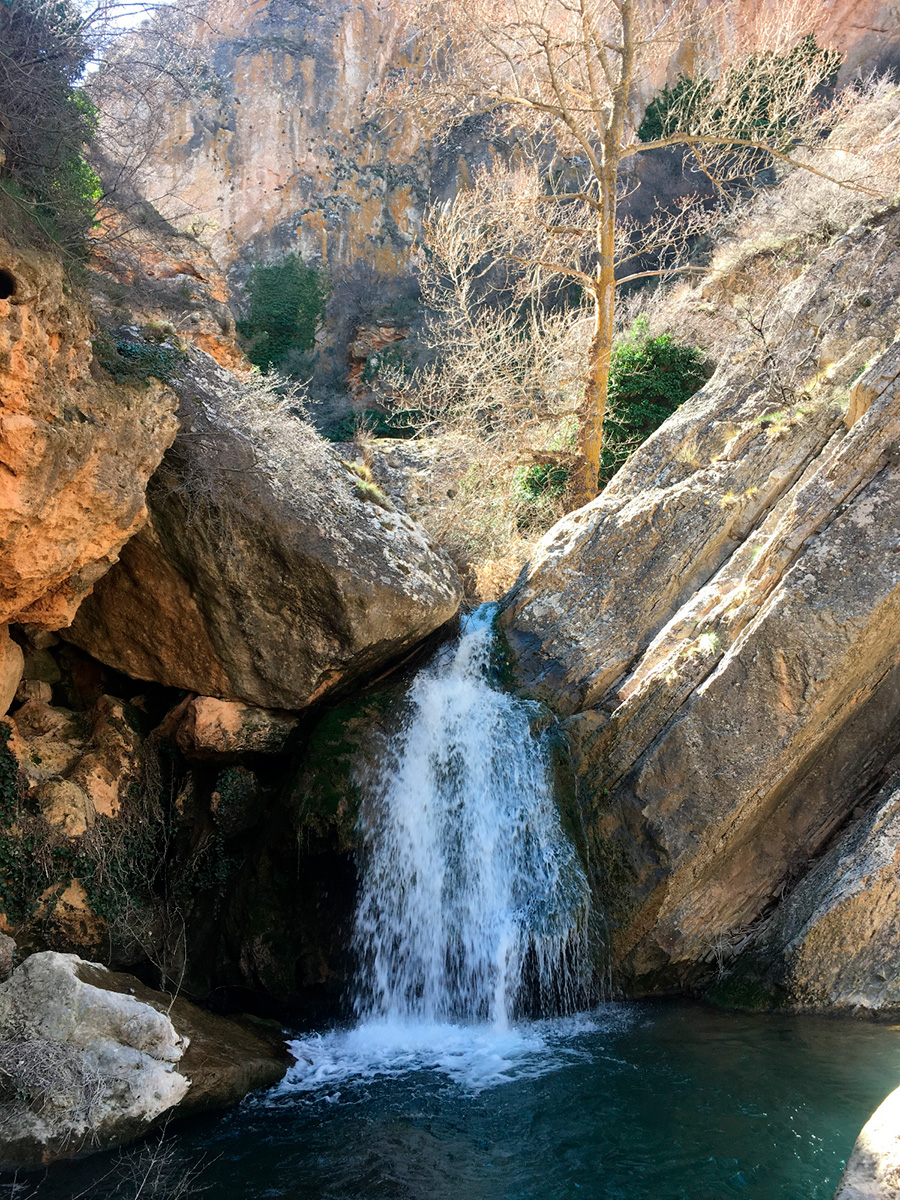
[0,951,287,1167]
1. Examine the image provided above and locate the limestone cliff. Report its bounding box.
[109,0,899,387]
[0,238,178,727]
[502,192,900,1005]
[0,240,178,634]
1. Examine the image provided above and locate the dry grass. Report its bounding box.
[622,78,900,359]
[0,1037,104,1135]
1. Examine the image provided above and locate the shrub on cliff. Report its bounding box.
[599,320,709,488]
[237,254,329,374]
[0,0,101,253]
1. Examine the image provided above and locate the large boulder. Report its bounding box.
[0,951,287,1167]
[0,239,178,629]
[835,1085,900,1200]
[502,206,900,998]
[64,352,461,709]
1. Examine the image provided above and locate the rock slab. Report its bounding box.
[502,207,900,998]
[0,951,287,1167]
[66,352,461,709]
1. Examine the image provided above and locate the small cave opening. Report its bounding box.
[0,269,17,301]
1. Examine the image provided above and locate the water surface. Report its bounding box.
[33,1002,900,1200]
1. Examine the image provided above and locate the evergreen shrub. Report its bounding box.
[599,319,708,488]
[0,0,101,253]
[236,254,328,373]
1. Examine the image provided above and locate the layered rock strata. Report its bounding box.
[736,768,900,1012]
[502,206,900,999]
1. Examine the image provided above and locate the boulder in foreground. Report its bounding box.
[0,951,287,1167]
[835,1085,900,1200]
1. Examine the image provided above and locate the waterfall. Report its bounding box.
[352,603,591,1028]
[278,604,594,1094]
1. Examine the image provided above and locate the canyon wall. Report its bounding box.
[109,0,900,388]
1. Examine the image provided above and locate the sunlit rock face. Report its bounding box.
[116,0,899,348]
[501,201,900,1004]
[0,951,286,1168]
[108,0,898,395]
[112,0,508,385]
[0,238,178,632]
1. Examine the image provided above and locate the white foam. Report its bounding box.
[273,1010,629,1098]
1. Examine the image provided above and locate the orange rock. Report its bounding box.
[0,239,179,630]
[175,696,299,758]
[0,627,23,716]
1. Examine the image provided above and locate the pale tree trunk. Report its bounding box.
[572,157,618,508]
[571,0,633,509]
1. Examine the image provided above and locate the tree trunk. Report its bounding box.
[571,168,617,509]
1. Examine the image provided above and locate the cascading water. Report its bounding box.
[352,603,591,1028]
[280,604,594,1092]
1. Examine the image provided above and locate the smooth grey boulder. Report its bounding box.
[0,951,287,1167]
[64,352,461,709]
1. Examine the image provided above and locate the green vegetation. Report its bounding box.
[512,462,570,529]
[237,254,329,373]
[599,319,708,489]
[92,330,188,385]
[0,0,101,253]
[326,408,422,442]
[638,36,840,149]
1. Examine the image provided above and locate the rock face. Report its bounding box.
[0,239,178,630]
[65,350,461,709]
[110,0,899,387]
[0,951,286,1167]
[502,203,900,999]
[0,630,22,717]
[733,769,900,1013]
[173,696,299,759]
[835,1085,900,1200]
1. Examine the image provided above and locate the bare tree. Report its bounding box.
[383,0,867,503]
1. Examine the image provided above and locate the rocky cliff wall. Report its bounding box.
[110,0,900,388]
[501,189,900,1006]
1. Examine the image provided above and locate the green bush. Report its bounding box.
[638,36,840,149]
[92,331,187,385]
[513,462,570,503]
[0,0,100,253]
[325,407,422,442]
[236,254,328,373]
[599,319,708,488]
[511,462,570,531]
